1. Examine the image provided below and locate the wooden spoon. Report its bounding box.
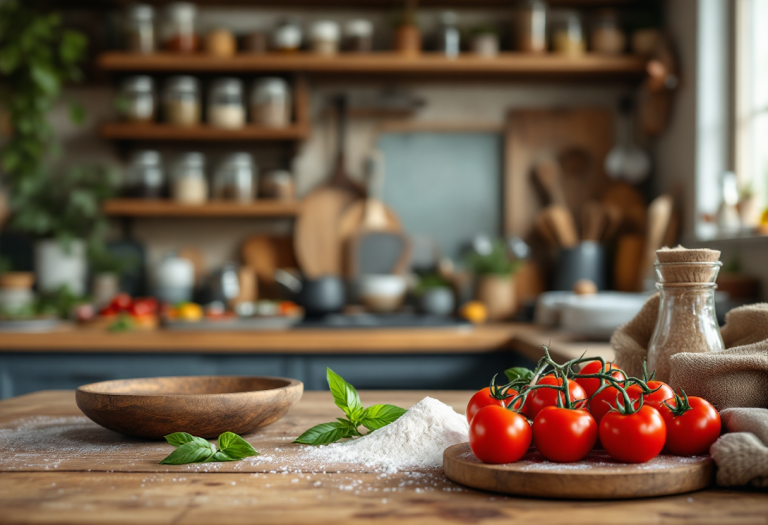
[581,201,606,242]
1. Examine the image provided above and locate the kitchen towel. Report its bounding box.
[610,300,768,487]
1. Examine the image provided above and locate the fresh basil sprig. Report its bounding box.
[293,368,407,446]
[159,431,259,465]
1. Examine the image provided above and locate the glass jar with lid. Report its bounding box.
[163,2,199,52]
[591,9,626,55]
[125,150,165,199]
[250,78,292,128]
[213,153,257,202]
[552,10,586,56]
[310,20,340,55]
[208,78,245,129]
[259,170,294,200]
[273,17,303,52]
[436,11,461,58]
[515,0,547,53]
[118,75,155,123]
[163,76,200,126]
[344,19,373,52]
[125,4,156,53]
[171,152,207,204]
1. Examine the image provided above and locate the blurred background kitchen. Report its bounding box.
[0,0,765,397]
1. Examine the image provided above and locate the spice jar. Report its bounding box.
[310,20,340,55]
[125,4,156,53]
[241,31,268,54]
[471,30,499,57]
[205,28,236,57]
[208,78,245,129]
[515,0,547,53]
[171,152,207,204]
[213,153,257,202]
[273,17,303,52]
[163,2,199,52]
[125,150,165,199]
[647,249,725,383]
[591,9,626,55]
[259,170,295,200]
[344,19,373,52]
[118,75,155,123]
[552,10,586,56]
[436,11,461,58]
[250,78,291,128]
[163,76,200,126]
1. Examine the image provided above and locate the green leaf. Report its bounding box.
[217,432,258,460]
[68,102,86,125]
[208,450,239,462]
[30,65,60,95]
[293,421,355,446]
[360,404,407,431]
[164,432,209,448]
[159,441,215,465]
[326,368,363,418]
[505,367,535,384]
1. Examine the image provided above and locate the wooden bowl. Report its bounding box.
[76,376,303,439]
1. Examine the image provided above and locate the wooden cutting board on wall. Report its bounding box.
[504,108,614,240]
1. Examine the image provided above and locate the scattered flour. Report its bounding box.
[298,397,468,473]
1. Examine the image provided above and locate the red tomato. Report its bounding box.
[627,381,675,412]
[600,404,666,463]
[526,376,587,420]
[469,405,532,464]
[129,297,158,317]
[109,293,132,312]
[590,381,636,425]
[98,305,118,317]
[466,387,508,424]
[533,407,597,462]
[575,361,626,398]
[658,396,721,455]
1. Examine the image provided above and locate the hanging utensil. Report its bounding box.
[605,96,651,184]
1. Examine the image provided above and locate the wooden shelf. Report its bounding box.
[97,52,648,78]
[100,122,309,141]
[103,199,300,217]
[66,0,643,7]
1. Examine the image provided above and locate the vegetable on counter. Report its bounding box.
[159,431,259,465]
[658,389,722,456]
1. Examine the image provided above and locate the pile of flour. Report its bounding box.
[299,397,468,473]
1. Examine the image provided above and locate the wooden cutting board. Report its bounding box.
[443,443,714,500]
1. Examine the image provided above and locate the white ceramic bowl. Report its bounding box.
[357,274,407,313]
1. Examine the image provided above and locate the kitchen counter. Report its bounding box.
[1,390,766,524]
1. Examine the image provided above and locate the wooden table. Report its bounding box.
[1,391,766,524]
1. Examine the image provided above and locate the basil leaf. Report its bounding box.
[159,441,216,465]
[336,417,362,437]
[360,404,407,431]
[208,450,238,462]
[164,432,209,448]
[293,421,355,446]
[326,368,363,417]
[218,432,258,460]
[505,367,534,384]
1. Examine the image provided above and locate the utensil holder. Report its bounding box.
[553,241,606,291]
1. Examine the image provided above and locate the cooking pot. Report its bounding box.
[274,269,345,316]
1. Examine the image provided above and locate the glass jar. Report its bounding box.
[647,261,725,383]
[250,78,292,127]
[310,20,340,55]
[344,19,373,52]
[242,31,268,54]
[119,75,155,123]
[205,28,236,57]
[208,78,245,129]
[552,10,586,56]
[163,2,199,52]
[516,0,547,53]
[171,152,207,204]
[213,153,257,202]
[436,11,461,58]
[125,4,156,53]
[163,76,200,126]
[125,150,165,198]
[273,17,303,52]
[471,31,499,57]
[591,9,626,55]
[259,170,295,200]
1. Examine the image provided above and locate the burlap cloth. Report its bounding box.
[611,300,768,487]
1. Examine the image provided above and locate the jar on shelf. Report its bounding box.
[205,28,237,57]
[125,150,165,199]
[552,10,586,56]
[163,2,199,53]
[213,153,257,202]
[591,9,626,55]
[273,17,303,52]
[241,31,269,54]
[250,78,292,128]
[259,170,295,200]
[208,78,246,129]
[344,19,373,52]
[163,76,200,126]
[515,0,547,53]
[118,75,156,123]
[124,4,156,53]
[310,20,340,55]
[171,152,208,204]
[436,11,461,58]
[471,29,499,57]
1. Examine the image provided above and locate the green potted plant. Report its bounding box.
[466,239,522,321]
[414,273,455,316]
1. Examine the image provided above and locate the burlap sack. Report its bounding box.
[610,301,768,487]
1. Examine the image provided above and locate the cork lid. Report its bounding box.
[655,245,721,284]
[656,245,721,263]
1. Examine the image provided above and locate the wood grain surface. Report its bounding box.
[443,443,714,500]
[1,391,767,525]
